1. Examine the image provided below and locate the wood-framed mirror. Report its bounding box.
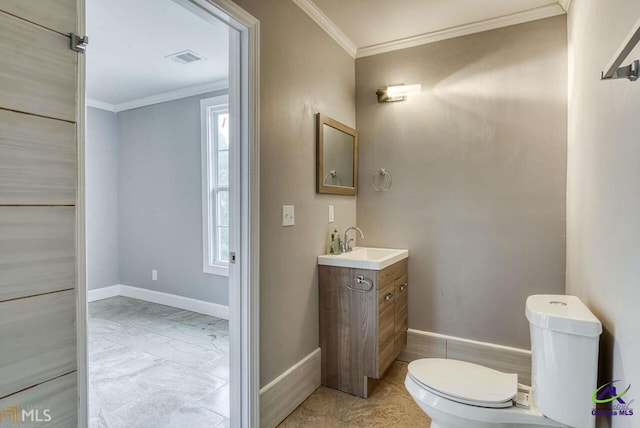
[316,114,358,195]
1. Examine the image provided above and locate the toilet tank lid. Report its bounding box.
[526,295,602,337]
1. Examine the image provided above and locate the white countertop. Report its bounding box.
[318,247,408,271]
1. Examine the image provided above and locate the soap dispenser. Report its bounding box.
[329,227,342,255]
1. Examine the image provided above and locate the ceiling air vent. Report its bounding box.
[165,50,207,64]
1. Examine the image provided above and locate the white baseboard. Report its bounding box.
[398,329,532,385]
[87,284,230,320]
[259,348,321,428]
[87,285,120,302]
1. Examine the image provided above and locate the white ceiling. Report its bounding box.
[304,0,566,56]
[87,0,566,105]
[86,0,229,105]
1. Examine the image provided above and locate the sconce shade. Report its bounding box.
[376,83,422,103]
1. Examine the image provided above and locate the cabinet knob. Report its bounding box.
[385,292,394,301]
[400,283,407,292]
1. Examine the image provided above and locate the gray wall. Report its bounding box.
[87,107,120,290]
[233,0,357,386]
[355,16,567,349]
[567,1,640,427]
[117,92,229,306]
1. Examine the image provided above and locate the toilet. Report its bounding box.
[405,295,602,428]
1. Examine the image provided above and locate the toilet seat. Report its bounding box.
[408,359,518,408]
[405,372,568,427]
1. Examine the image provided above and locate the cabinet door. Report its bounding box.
[377,281,396,376]
[320,266,378,395]
[394,274,408,355]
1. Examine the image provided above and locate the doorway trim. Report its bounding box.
[76,0,260,426]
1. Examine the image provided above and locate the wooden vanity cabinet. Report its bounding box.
[318,259,408,398]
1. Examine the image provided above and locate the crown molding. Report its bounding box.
[356,3,566,58]
[114,80,228,112]
[558,0,571,12]
[86,98,117,112]
[291,0,357,58]
[87,80,229,113]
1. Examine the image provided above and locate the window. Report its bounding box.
[201,95,230,276]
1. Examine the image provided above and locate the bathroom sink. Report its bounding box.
[318,247,408,271]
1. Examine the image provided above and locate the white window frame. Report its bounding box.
[201,94,230,276]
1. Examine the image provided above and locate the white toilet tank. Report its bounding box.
[526,295,602,428]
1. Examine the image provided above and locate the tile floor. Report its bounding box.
[89,296,230,428]
[89,297,430,427]
[278,362,432,427]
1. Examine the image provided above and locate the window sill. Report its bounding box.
[204,264,229,277]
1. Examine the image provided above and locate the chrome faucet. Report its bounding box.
[343,226,364,252]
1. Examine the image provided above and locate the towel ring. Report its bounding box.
[323,170,343,186]
[346,275,374,293]
[372,168,392,192]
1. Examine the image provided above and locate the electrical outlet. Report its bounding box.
[152,270,158,281]
[328,205,334,223]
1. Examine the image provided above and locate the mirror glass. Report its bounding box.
[323,124,354,187]
[317,114,358,195]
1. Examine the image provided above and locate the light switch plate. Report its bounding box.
[328,205,334,223]
[282,205,295,226]
[152,269,158,281]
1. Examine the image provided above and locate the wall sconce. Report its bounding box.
[376,84,422,103]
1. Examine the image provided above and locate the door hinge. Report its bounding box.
[70,33,89,53]
[230,252,237,264]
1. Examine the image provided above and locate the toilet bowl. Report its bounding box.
[405,295,602,428]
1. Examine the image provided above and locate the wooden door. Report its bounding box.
[0,1,80,425]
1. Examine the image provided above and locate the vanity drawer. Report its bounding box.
[377,258,407,289]
[377,281,395,376]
